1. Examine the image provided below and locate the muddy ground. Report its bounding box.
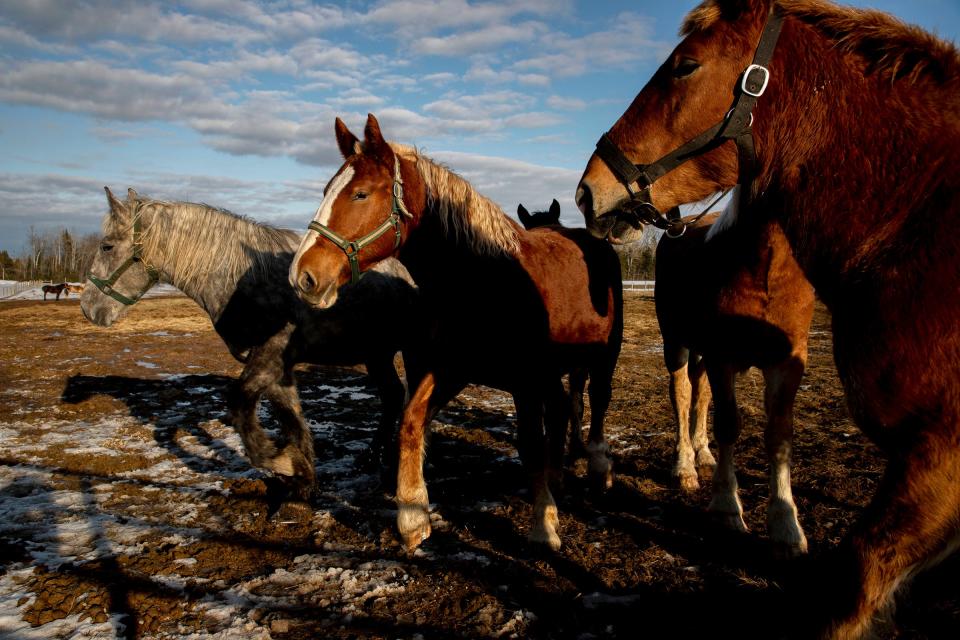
[0,294,957,639]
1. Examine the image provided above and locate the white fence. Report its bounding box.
[623,280,655,294]
[0,280,42,299]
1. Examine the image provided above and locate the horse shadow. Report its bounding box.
[61,373,250,475]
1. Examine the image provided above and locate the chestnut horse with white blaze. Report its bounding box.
[291,115,623,551]
[576,0,960,637]
[655,210,813,558]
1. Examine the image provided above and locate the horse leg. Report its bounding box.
[706,363,748,532]
[395,372,460,549]
[690,354,716,481]
[363,353,406,473]
[763,356,807,559]
[229,339,311,486]
[585,361,614,492]
[514,391,561,551]
[543,378,570,492]
[668,344,700,491]
[263,367,315,500]
[810,426,960,640]
[566,369,589,463]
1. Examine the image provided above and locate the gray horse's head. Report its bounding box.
[81,187,157,327]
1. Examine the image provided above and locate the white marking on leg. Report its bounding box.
[586,440,613,490]
[528,478,561,551]
[708,443,747,532]
[268,451,295,477]
[289,165,355,288]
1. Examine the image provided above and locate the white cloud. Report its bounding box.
[513,13,672,78]
[546,95,586,111]
[0,60,220,122]
[428,150,583,227]
[413,21,547,56]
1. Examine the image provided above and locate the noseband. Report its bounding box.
[87,205,160,306]
[307,155,412,285]
[594,7,784,235]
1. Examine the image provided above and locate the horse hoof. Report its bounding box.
[528,527,562,551]
[397,503,431,550]
[675,471,700,492]
[772,538,809,561]
[696,463,715,482]
[711,511,749,533]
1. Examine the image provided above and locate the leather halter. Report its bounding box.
[307,155,412,285]
[594,7,784,235]
[87,205,160,306]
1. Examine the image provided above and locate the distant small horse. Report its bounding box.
[517,199,591,463]
[42,283,68,301]
[65,283,85,295]
[656,211,813,558]
[291,114,623,550]
[576,0,960,636]
[81,188,419,499]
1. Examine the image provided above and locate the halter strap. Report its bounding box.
[307,155,410,285]
[87,206,160,306]
[594,6,784,234]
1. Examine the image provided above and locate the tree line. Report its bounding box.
[0,224,659,284]
[613,227,658,281]
[0,227,101,283]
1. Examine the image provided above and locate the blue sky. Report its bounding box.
[1,0,958,254]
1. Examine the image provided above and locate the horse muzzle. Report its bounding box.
[293,266,340,309]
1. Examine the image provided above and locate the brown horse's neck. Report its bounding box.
[748,13,960,303]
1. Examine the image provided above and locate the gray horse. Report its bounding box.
[81,187,418,498]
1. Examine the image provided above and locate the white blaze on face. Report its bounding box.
[289,165,356,288]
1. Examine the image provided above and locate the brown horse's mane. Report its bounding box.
[389,143,521,257]
[683,0,959,84]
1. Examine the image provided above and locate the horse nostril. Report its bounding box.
[297,269,317,294]
[576,184,593,216]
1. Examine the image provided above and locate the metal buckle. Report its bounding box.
[741,64,770,97]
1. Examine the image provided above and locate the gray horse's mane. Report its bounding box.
[390,143,521,257]
[131,198,298,291]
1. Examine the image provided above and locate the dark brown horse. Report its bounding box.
[42,283,68,300]
[291,114,623,551]
[517,198,591,464]
[576,0,960,637]
[656,210,813,558]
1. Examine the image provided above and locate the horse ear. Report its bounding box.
[363,113,392,158]
[517,204,532,227]
[104,186,129,222]
[127,187,139,202]
[335,117,361,159]
[549,199,560,221]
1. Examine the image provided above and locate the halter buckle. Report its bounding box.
[741,64,770,97]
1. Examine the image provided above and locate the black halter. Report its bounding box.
[594,7,784,235]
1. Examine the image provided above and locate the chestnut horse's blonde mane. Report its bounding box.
[122,198,299,292]
[683,0,958,84]
[389,143,521,257]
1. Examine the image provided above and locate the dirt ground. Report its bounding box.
[0,294,958,639]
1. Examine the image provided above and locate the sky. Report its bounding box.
[1,0,958,255]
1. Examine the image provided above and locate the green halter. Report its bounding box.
[87,206,160,306]
[307,155,412,285]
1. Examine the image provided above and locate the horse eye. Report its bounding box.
[101,243,114,253]
[352,191,368,201]
[673,57,701,78]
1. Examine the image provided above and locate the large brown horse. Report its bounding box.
[291,114,623,551]
[576,0,960,637]
[656,210,813,559]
